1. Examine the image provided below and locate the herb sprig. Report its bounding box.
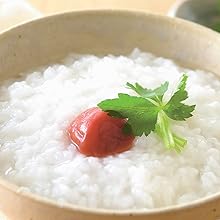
[98,74,195,152]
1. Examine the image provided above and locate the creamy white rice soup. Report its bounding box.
[0,49,220,210]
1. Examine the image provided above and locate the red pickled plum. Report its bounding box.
[68,107,135,157]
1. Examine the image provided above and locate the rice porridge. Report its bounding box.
[0,49,220,210]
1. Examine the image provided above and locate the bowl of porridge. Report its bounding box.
[0,10,220,220]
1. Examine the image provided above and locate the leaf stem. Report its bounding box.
[155,111,187,152]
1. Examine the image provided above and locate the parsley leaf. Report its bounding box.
[127,81,169,102]
[98,93,159,136]
[165,103,195,121]
[98,74,196,152]
[164,74,195,121]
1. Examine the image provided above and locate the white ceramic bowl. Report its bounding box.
[0,10,220,220]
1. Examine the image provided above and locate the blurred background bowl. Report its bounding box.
[169,0,220,32]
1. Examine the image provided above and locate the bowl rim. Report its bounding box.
[0,8,220,216]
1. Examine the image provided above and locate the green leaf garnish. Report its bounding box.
[98,74,196,152]
[164,74,196,121]
[126,81,169,102]
[99,93,159,136]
